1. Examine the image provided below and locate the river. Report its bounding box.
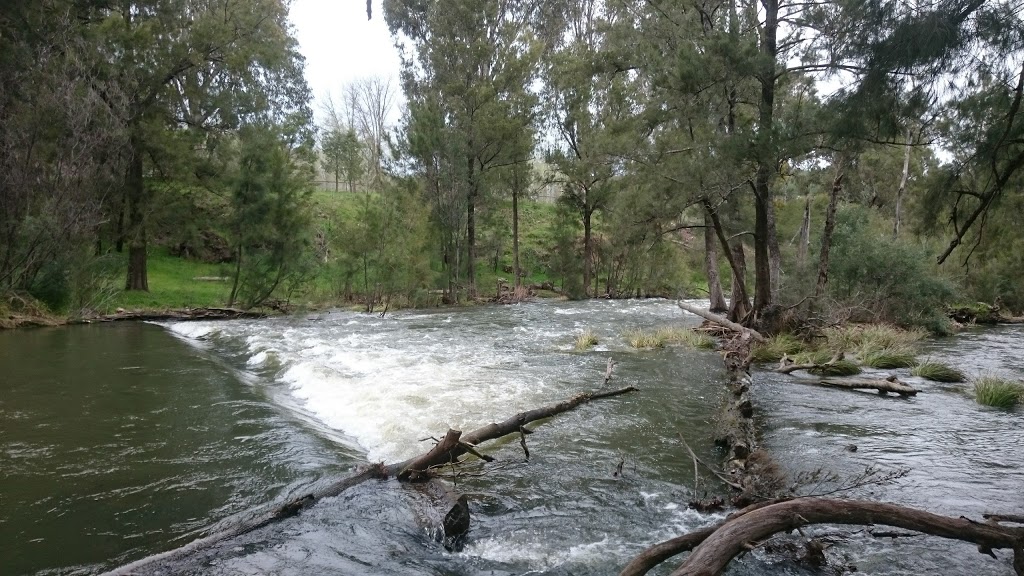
[1,300,1021,575]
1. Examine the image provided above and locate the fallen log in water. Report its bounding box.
[623,498,1024,576]
[105,365,637,575]
[666,498,1024,576]
[776,355,919,397]
[816,376,918,396]
[677,301,765,343]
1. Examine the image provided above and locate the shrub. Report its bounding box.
[751,334,806,363]
[826,205,957,332]
[973,377,1024,409]
[911,362,965,383]
[574,329,598,350]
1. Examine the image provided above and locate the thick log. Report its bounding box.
[669,498,1024,576]
[105,377,637,575]
[619,500,783,576]
[676,301,765,342]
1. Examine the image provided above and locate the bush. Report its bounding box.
[911,362,965,383]
[826,205,957,332]
[973,377,1024,409]
[28,261,71,313]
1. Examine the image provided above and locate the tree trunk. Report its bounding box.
[115,189,126,253]
[702,199,749,321]
[728,242,749,322]
[125,132,148,291]
[704,210,728,312]
[512,182,521,289]
[227,245,242,308]
[466,157,477,299]
[894,127,912,238]
[583,204,593,298]
[752,0,779,314]
[815,161,844,299]
[797,194,810,266]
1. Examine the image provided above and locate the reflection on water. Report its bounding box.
[1,302,1021,575]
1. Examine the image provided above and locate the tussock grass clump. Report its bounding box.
[655,326,716,349]
[824,324,926,357]
[625,328,663,349]
[911,361,965,383]
[973,377,1024,409]
[791,349,834,366]
[808,360,862,377]
[862,350,918,369]
[574,329,598,351]
[751,334,806,363]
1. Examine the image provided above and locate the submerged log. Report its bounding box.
[105,368,637,575]
[668,498,1024,576]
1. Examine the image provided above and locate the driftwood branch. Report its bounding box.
[667,498,1024,576]
[677,301,765,342]
[815,377,918,396]
[777,355,919,396]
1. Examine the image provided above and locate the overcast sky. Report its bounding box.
[288,0,403,122]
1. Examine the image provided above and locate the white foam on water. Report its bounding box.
[160,300,695,464]
[164,321,219,340]
[170,310,574,463]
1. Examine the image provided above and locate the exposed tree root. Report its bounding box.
[665,498,1024,576]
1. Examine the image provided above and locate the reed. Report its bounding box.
[751,334,806,363]
[911,361,965,383]
[654,326,716,349]
[574,329,598,351]
[973,377,1024,409]
[625,328,663,349]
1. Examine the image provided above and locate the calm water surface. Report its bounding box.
[1,301,1021,575]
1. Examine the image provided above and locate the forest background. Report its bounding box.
[2,0,1023,334]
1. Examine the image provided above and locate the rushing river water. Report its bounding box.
[1,300,1022,575]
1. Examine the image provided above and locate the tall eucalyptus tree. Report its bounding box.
[87,0,310,291]
[385,0,540,299]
